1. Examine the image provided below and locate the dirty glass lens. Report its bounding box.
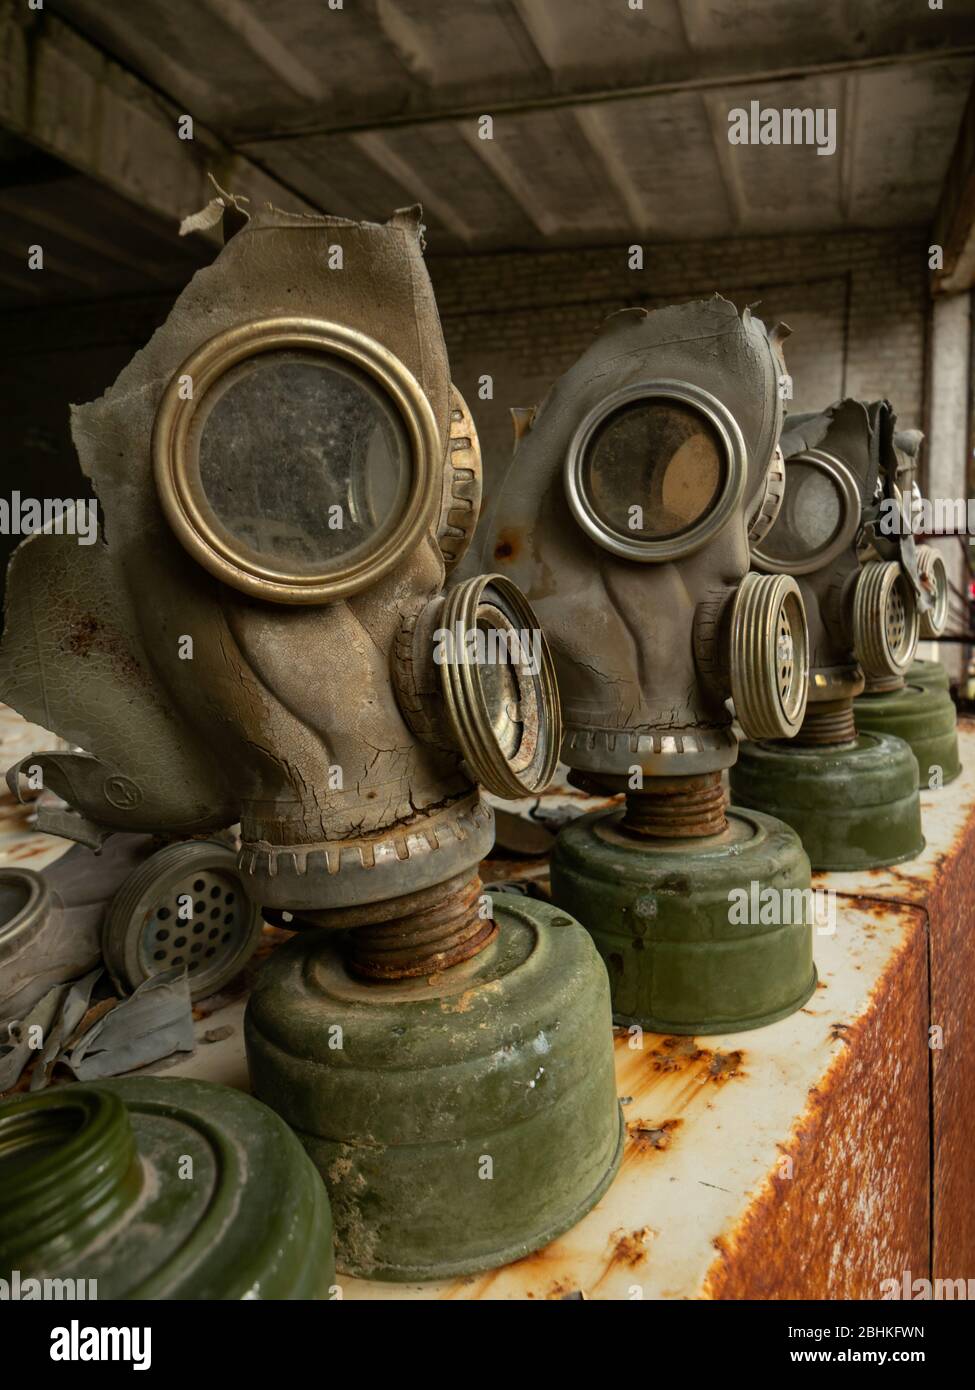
[583,400,725,541]
[196,351,411,573]
[762,459,844,563]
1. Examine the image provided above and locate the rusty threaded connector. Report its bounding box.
[791,697,858,747]
[621,771,728,839]
[346,872,497,981]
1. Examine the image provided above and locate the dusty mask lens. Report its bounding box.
[564,380,746,562]
[762,461,841,561]
[153,318,441,604]
[584,401,725,541]
[752,450,861,576]
[194,353,411,575]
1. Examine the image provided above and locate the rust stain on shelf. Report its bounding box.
[626,1117,683,1156]
[613,1031,746,1119]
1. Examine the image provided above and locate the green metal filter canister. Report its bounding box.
[907,657,950,693]
[0,1076,335,1299]
[550,805,816,1035]
[730,731,924,871]
[245,891,624,1282]
[855,681,961,788]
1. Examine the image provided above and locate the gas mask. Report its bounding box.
[0,205,621,1280]
[854,426,959,787]
[748,398,923,732]
[732,398,926,866]
[485,297,808,792]
[0,205,560,937]
[483,297,817,1035]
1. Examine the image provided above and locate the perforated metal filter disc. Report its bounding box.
[776,591,804,721]
[102,841,263,1001]
[853,561,919,680]
[730,572,809,740]
[142,867,244,979]
[886,584,908,654]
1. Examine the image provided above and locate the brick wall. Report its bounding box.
[428,228,931,499]
[0,229,935,611]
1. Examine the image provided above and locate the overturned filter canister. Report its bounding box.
[0,1076,336,1298]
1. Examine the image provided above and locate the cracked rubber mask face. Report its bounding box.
[483,298,806,782]
[0,208,557,920]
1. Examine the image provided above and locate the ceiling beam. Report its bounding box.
[240,46,975,144]
[0,0,317,244]
[501,0,557,78]
[701,91,747,234]
[0,233,104,290]
[349,131,477,245]
[931,78,975,293]
[455,120,559,238]
[199,0,325,103]
[0,263,45,299]
[571,106,653,235]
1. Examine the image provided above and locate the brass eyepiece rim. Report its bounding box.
[152,317,442,604]
[751,448,862,577]
[563,379,748,563]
